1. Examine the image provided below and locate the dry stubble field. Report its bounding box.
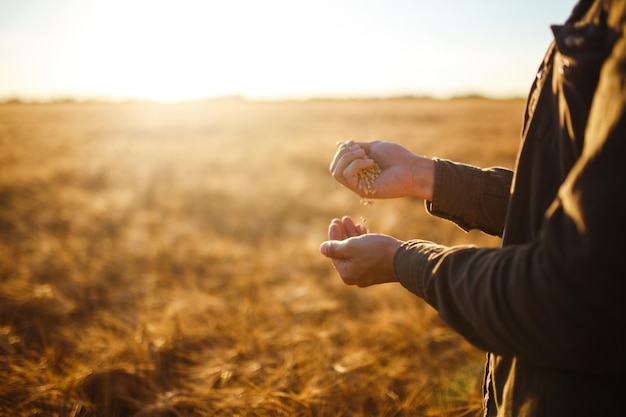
[0,98,525,416]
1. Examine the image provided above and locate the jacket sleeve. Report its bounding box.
[426,158,513,237]
[393,32,626,375]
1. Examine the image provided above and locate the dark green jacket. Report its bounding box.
[393,1,626,415]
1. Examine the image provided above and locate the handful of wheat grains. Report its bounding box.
[357,160,382,206]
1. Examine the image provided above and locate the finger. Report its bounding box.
[328,219,346,240]
[319,240,344,259]
[319,240,330,257]
[341,157,375,181]
[342,216,360,237]
[356,141,373,156]
[329,144,367,179]
[335,139,355,148]
[329,141,355,172]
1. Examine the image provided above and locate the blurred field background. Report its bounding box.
[0,97,524,417]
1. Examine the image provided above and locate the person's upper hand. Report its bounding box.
[319,216,402,287]
[329,140,435,200]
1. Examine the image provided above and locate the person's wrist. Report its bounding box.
[384,237,403,283]
[410,157,435,200]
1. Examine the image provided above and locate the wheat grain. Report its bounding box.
[358,161,382,206]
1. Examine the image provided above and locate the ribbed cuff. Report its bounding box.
[393,239,447,303]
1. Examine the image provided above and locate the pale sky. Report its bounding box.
[0,0,576,102]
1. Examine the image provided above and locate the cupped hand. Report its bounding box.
[319,216,402,287]
[329,140,435,200]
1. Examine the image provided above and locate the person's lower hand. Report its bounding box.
[319,216,402,287]
[329,140,435,201]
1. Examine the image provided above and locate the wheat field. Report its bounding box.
[0,97,525,416]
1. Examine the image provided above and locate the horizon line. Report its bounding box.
[0,92,527,105]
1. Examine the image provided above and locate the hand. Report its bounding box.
[319,216,403,287]
[329,140,435,200]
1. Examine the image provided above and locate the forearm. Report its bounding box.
[394,103,626,373]
[407,155,435,201]
[427,158,513,237]
[393,235,626,374]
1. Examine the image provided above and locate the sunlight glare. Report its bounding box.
[72,0,349,101]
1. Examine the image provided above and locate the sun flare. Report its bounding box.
[0,0,573,102]
[71,0,362,102]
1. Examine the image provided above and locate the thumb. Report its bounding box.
[319,240,345,259]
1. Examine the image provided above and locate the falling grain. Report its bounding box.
[358,161,382,206]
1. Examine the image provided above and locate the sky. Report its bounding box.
[0,0,577,102]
